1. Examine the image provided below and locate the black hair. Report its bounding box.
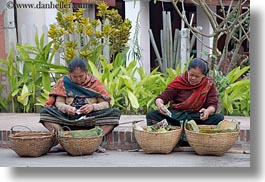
[188,58,209,75]
[68,58,87,73]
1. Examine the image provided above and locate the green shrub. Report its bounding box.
[212,66,250,116]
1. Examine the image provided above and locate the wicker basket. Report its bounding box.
[133,125,182,154]
[8,125,55,157]
[184,125,240,156]
[57,131,103,156]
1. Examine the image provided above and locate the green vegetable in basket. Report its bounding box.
[199,128,225,133]
[146,124,173,133]
[146,125,158,132]
[70,126,103,138]
[186,120,200,132]
[199,120,239,133]
[146,126,153,132]
[146,125,159,132]
[157,128,167,133]
[199,128,238,133]
[165,125,173,131]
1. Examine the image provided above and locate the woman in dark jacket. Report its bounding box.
[40,58,121,152]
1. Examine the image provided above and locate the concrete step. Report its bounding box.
[0,113,250,151]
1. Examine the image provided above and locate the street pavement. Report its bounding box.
[0,113,250,167]
[0,147,250,167]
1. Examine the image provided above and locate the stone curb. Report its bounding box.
[0,126,250,151]
[0,114,250,151]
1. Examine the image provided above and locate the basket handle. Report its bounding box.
[10,125,32,134]
[57,126,72,137]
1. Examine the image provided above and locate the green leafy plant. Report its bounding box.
[48,0,131,65]
[87,53,190,114]
[15,32,69,112]
[0,85,6,111]
[0,49,21,112]
[213,66,250,116]
[0,33,68,112]
[88,53,165,114]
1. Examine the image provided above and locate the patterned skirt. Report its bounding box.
[39,106,120,129]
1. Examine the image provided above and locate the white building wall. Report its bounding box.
[14,0,214,73]
[16,0,57,45]
[124,0,150,74]
[196,5,215,60]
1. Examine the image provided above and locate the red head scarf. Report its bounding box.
[168,71,213,112]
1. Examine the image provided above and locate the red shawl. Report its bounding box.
[45,75,110,106]
[168,71,213,112]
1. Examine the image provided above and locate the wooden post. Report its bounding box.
[180,28,190,71]
[4,0,17,54]
[1,0,17,111]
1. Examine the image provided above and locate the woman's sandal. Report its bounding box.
[95,135,107,153]
[49,145,65,153]
[96,146,106,153]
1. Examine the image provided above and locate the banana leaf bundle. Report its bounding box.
[186,119,239,133]
[186,120,200,132]
[59,126,103,138]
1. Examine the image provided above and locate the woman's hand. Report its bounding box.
[199,108,209,120]
[199,106,215,121]
[155,98,167,115]
[79,104,94,114]
[67,106,76,116]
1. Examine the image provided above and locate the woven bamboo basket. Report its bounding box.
[184,125,240,156]
[8,125,55,157]
[57,131,103,156]
[133,125,182,154]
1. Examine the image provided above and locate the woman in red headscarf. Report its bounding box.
[146,58,224,128]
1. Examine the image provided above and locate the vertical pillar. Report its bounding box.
[0,0,17,103]
[124,0,150,74]
[0,1,8,103]
[196,5,215,60]
[0,0,7,60]
[180,28,190,71]
[4,0,17,58]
